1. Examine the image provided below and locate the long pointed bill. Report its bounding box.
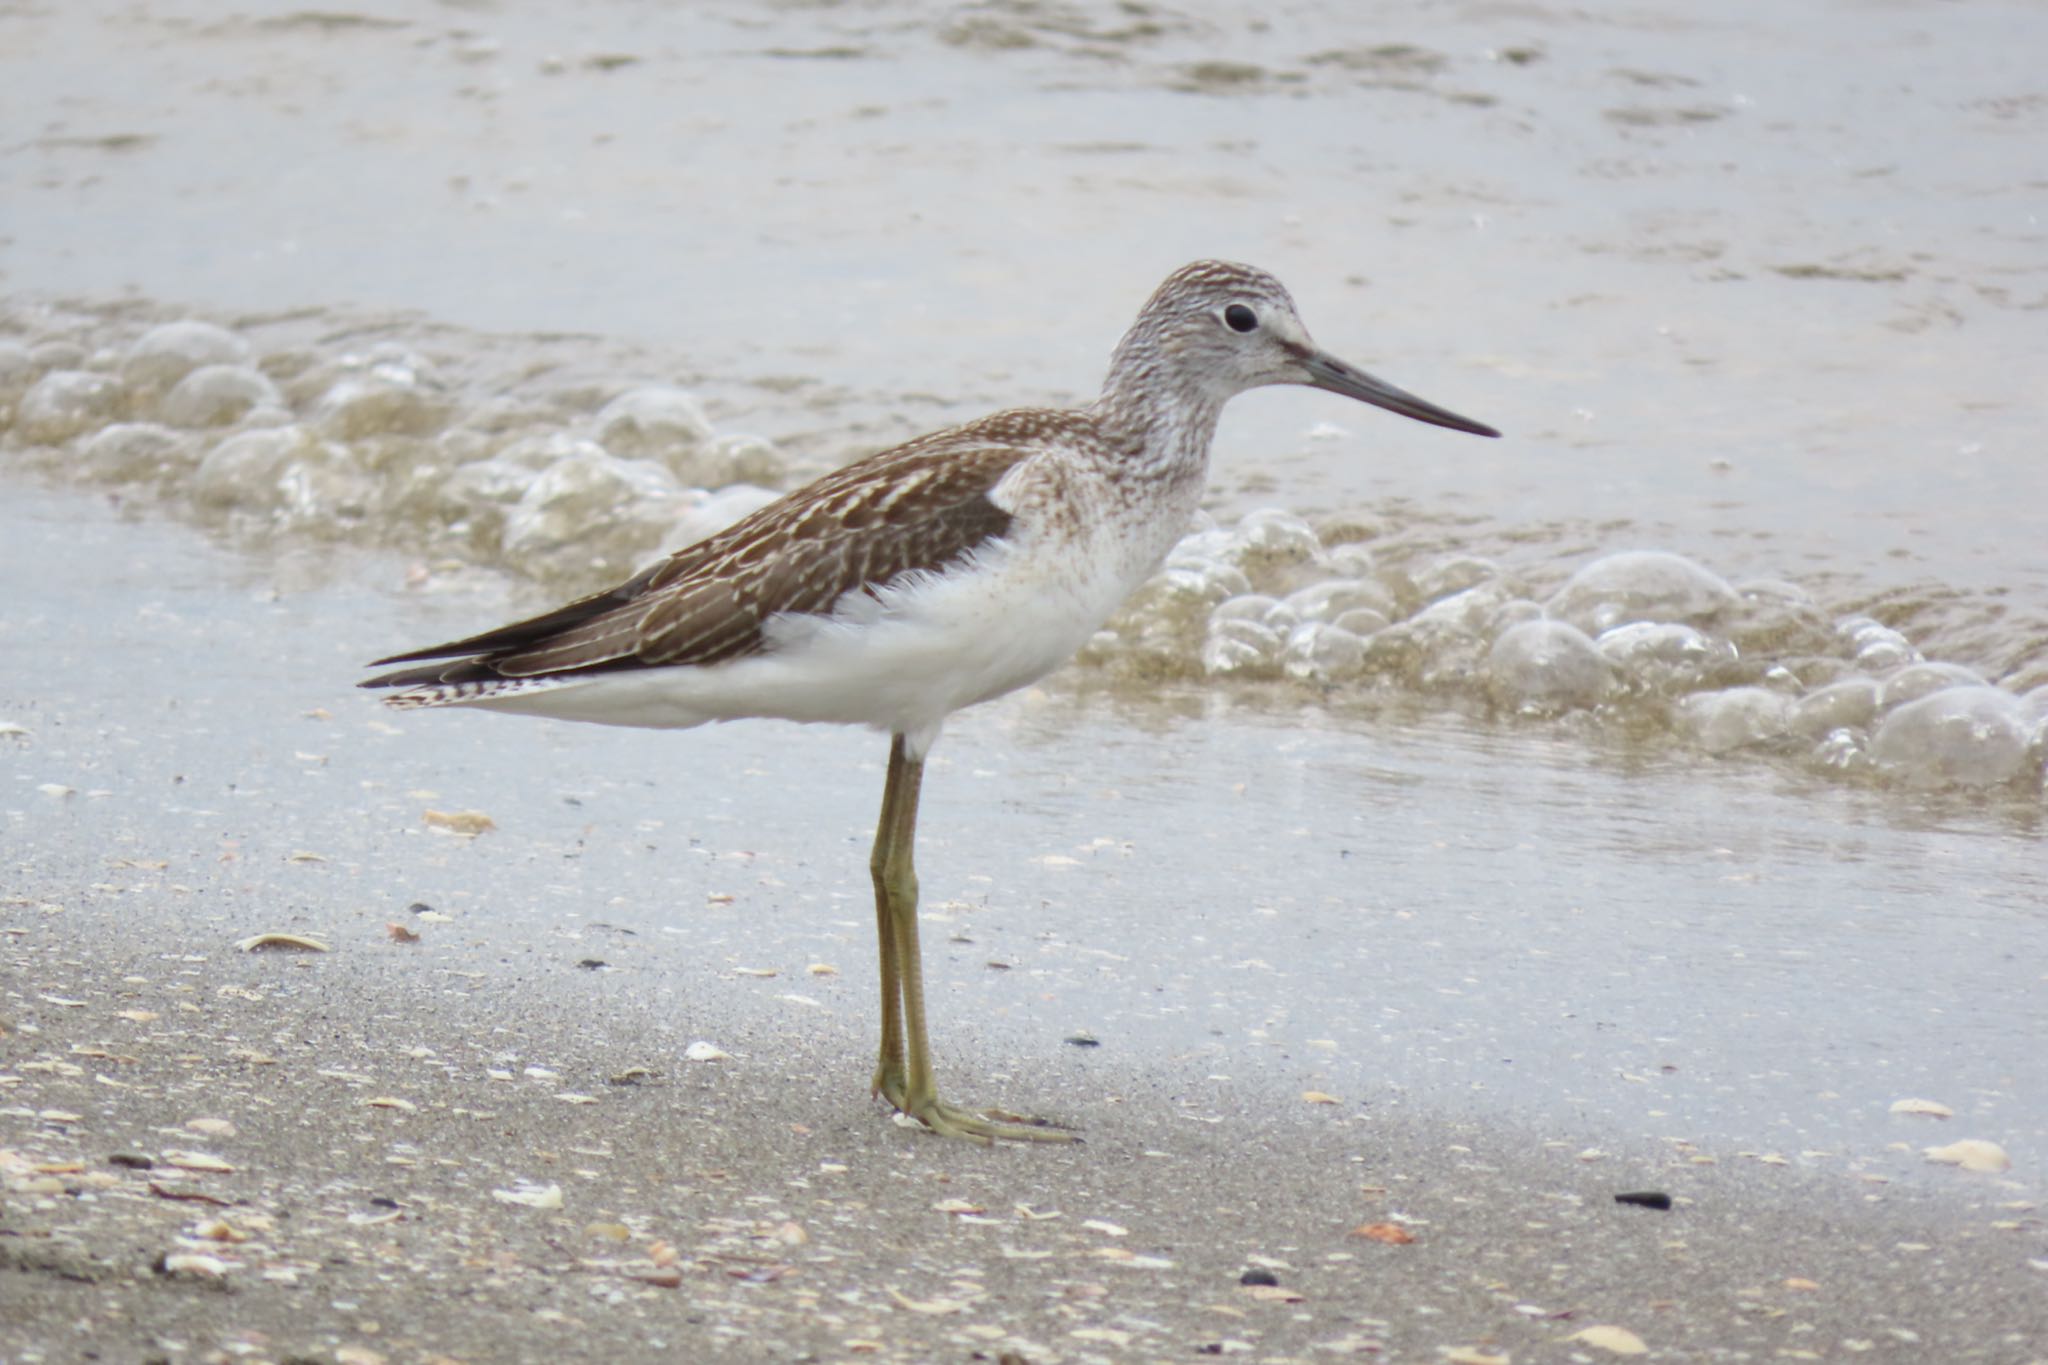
[1298,347,1500,438]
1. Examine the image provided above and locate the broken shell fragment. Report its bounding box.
[1924,1140,2012,1173]
[1567,1325,1650,1355]
[237,933,330,953]
[423,808,495,836]
[163,1151,235,1173]
[492,1182,564,1209]
[1350,1222,1417,1245]
[158,1252,237,1278]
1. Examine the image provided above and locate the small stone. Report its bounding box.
[1613,1191,1672,1210]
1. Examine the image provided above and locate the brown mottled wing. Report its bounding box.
[361,423,1033,689]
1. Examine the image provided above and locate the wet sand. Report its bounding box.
[6,489,2044,1361]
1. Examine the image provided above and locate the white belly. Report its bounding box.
[464,528,1151,752]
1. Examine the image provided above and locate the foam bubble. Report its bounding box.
[1787,678,1879,738]
[1410,554,1502,605]
[442,453,545,516]
[77,423,190,482]
[501,449,684,577]
[1549,550,1738,634]
[1212,593,1285,625]
[1331,606,1392,636]
[1283,621,1368,684]
[1596,621,1739,694]
[193,425,356,519]
[30,340,88,371]
[0,341,36,399]
[1875,661,1986,712]
[17,370,124,444]
[122,320,251,392]
[1201,616,1285,678]
[1140,564,1250,624]
[312,367,456,440]
[1200,638,1274,679]
[701,433,787,488]
[275,442,376,529]
[1870,686,2033,789]
[1488,619,1613,714]
[2021,684,2048,731]
[1362,581,1530,691]
[1839,616,1920,673]
[1224,508,1322,585]
[1810,725,1873,773]
[1678,686,1793,754]
[160,364,282,428]
[595,385,716,467]
[1284,577,1396,624]
[1726,577,1836,654]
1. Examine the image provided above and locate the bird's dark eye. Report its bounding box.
[1222,303,1258,333]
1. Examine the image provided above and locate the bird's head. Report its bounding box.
[1104,259,1500,439]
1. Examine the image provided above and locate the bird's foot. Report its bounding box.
[899,1095,1080,1144]
[873,1068,1077,1143]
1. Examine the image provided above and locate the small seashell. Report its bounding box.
[422,808,495,836]
[163,1151,235,1173]
[1350,1222,1416,1245]
[1924,1140,2011,1173]
[1567,1325,1650,1355]
[1890,1097,1954,1119]
[237,933,329,952]
[491,1182,563,1209]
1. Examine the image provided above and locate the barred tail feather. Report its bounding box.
[381,677,576,711]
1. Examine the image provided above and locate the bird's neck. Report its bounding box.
[1087,349,1229,483]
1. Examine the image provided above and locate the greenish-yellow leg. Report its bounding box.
[868,735,1076,1143]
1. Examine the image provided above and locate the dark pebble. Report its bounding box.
[1064,1034,1101,1048]
[407,902,434,915]
[1615,1190,1673,1210]
[107,1152,154,1170]
[577,958,608,970]
[1239,1268,1279,1286]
